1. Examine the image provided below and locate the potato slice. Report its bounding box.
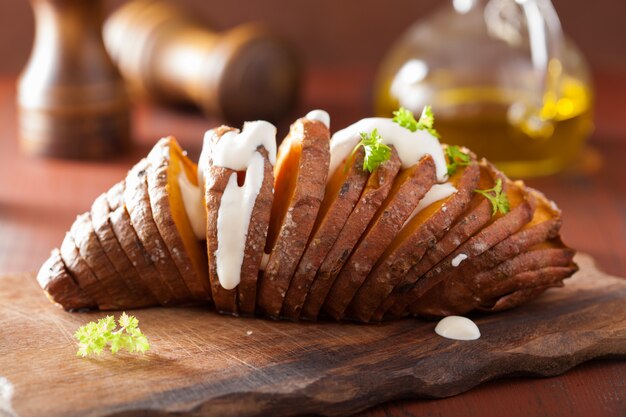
[91,191,158,308]
[204,126,275,315]
[281,147,369,319]
[471,239,576,301]
[37,248,96,310]
[301,149,402,321]
[257,118,330,318]
[477,276,570,313]
[411,239,577,316]
[124,159,193,302]
[348,156,480,322]
[397,179,536,317]
[109,203,174,306]
[70,213,138,309]
[435,187,563,286]
[147,137,211,302]
[323,154,437,320]
[59,232,116,310]
[376,162,499,320]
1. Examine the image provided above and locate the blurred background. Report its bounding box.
[1,0,626,74]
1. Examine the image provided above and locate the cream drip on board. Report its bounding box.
[328,118,448,182]
[208,121,277,290]
[435,316,481,340]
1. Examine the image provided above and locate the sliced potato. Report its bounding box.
[301,149,402,321]
[349,155,480,322]
[203,126,275,315]
[257,118,330,318]
[377,162,500,320]
[323,154,437,320]
[281,147,369,319]
[71,212,139,308]
[59,232,115,310]
[124,159,193,302]
[37,248,96,310]
[91,191,158,308]
[411,239,577,317]
[147,137,211,302]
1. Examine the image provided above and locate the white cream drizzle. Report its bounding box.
[451,253,468,267]
[212,121,277,169]
[435,316,481,340]
[305,109,330,128]
[178,168,206,240]
[402,182,457,228]
[328,118,448,181]
[209,121,277,290]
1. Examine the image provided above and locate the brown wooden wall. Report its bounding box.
[1,0,625,76]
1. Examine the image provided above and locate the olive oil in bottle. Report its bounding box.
[375,0,594,178]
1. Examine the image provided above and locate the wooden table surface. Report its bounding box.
[0,70,624,416]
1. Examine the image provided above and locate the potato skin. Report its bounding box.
[257,118,330,318]
[377,164,500,321]
[301,149,402,321]
[395,185,566,319]
[323,154,437,321]
[91,191,158,308]
[124,159,193,303]
[37,248,96,310]
[238,147,274,315]
[71,212,139,309]
[281,147,368,320]
[106,177,179,306]
[476,270,573,313]
[59,232,116,310]
[348,160,480,322]
[109,204,174,305]
[412,240,577,317]
[147,138,211,301]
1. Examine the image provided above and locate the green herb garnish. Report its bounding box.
[74,313,150,357]
[392,105,440,138]
[474,178,510,216]
[348,128,392,173]
[445,145,472,176]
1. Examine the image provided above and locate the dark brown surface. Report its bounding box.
[0,253,624,417]
[0,70,625,416]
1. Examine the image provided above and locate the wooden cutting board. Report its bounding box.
[0,253,624,417]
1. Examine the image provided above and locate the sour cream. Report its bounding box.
[328,118,448,182]
[177,168,206,240]
[435,316,481,340]
[208,121,277,290]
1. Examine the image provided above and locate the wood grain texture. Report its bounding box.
[0,254,624,417]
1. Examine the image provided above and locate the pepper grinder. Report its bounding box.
[104,0,300,125]
[18,0,131,159]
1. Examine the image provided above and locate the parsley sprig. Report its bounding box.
[350,128,392,173]
[74,313,150,357]
[474,179,510,216]
[392,105,440,138]
[445,145,471,176]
